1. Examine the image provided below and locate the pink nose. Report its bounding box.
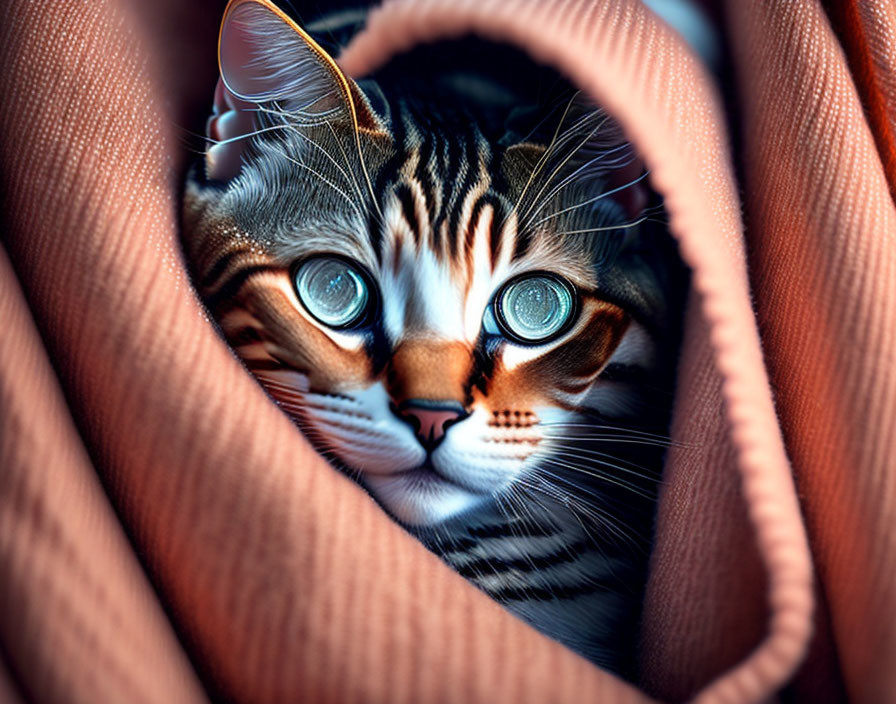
[396,401,465,450]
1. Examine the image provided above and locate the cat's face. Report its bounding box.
[185,0,670,527]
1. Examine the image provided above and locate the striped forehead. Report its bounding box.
[378,168,516,341]
[369,114,600,344]
[372,112,499,342]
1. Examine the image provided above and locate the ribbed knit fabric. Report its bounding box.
[0,0,892,702]
[728,2,896,702]
[0,249,208,704]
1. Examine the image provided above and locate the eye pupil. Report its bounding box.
[497,274,574,343]
[295,257,369,327]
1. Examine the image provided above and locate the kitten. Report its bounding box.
[182,0,685,677]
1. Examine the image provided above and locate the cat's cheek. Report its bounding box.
[432,412,540,493]
[307,418,425,475]
[336,442,425,476]
[292,381,426,474]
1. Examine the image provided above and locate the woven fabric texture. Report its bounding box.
[0,0,893,702]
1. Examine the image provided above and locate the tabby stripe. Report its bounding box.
[367,204,385,265]
[451,133,485,261]
[441,130,464,213]
[601,362,651,384]
[556,380,592,395]
[488,204,503,267]
[463,196,483,268]
[244,358,288,372]
[466,336,499,398]
[228,324,264,346]
[428,130,451,245]
[395,183,421,245]
[418,143,442,253]
[413,146,434,219]
[452,540,588,578]
[468,193,507,267]
[431,535,477,552]
[202,248,249,288]
[467,521,558,539]
[485,580,610,603]
[371,115,411,264]
[206,264,279,311]
[512,222,533,261]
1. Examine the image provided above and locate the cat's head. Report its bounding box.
[185,0,676,527]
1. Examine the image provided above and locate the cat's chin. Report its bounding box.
[363,469,488,527]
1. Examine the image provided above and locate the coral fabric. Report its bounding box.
[0,248,208,704]
[0,2,892,704]
[728,2,896,702]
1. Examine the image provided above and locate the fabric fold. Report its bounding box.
[727,1,896,701]
[4,0,896,701]
[0,245,208,704]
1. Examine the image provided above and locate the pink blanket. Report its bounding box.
[1,0,893,701]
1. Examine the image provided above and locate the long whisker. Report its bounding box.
[526,470,645,547]
[546,445,662,481]
[517,113,614,227]
[531,171,652,227]
[201,122,296,146]
[525,143,635,222]
[266,144,365,220]
[537,421,680,442]
[276,123,366,203]
[325,119,368,210]
[545,434,676,449]
[254,102,382,222]
[264,93,342,125]
[540,456,656,499]
[511,92,582,216]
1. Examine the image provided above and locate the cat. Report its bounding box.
[182,0,686,677]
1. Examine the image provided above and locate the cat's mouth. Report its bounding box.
[408,460,480,491]
[361,459,491,526]
[360,457,482,492]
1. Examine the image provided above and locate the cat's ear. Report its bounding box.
[504,95,648,221]
[205,0,384,181]
[218,0,382,132]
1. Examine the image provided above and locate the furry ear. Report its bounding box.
[205,0,382,181]
[218,0,380,131]
[559,105,647,221]
[505,95,648,221]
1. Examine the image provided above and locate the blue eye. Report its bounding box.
[495,273,576,343]
[294,256,370,328]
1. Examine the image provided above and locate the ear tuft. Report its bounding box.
[563,99,648,220]
[205,78,257,181]
[507,96,648,220]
